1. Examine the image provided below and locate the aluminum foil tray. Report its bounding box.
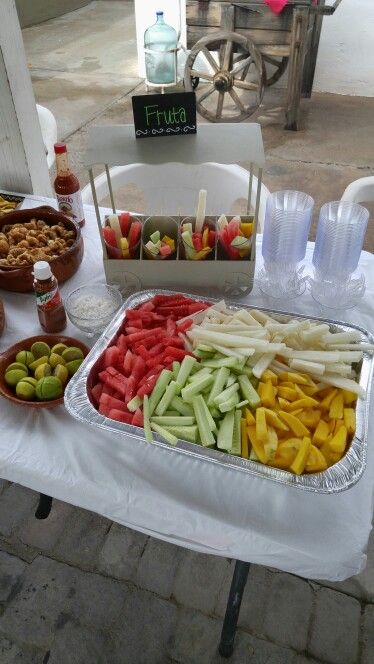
[65,290,374,494]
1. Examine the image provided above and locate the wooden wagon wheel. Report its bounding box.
[262,54,289,87]
[184,31,265,123]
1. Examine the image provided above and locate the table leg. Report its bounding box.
[35,493,53,519]
[218,560,250,658]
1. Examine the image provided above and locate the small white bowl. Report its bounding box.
[65,284,122,336]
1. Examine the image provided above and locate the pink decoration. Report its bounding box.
[264,0,288,14]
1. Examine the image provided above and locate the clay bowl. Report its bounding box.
[0,334,89,408]
[0,206,84,292]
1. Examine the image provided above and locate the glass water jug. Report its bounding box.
[144,11,178,85]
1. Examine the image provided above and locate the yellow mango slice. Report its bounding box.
[328,419,336,433]
[278,372,309,385]
[202,227,209,248]
[290,437,312,475]
[334,419,345,434]
[278,387,299,401]
[264,426,278,461]
[278,397,290,409]
[344,408,356,436]
[300,384,319,396]
[343,390,358,405]
[319,388,338,410]
[269,456,293,470]
[240,222,253,238]
[329,425,347,453]
[247,425,268,464]
[120,237,130,258]
[329,393,344,420]
[286,397,320,411]
[245,407,256,426]
[320,444,343,467]
[256,407,268,442]
[312,419,330,446]
[263,408,289,431]
[262,369,278,385]
[296,409,321,430]
[241,418,249,459]
[161,235,175,251]
[305,445,328,473]
[278,411,310,437]
[260,381,276,409]
[191,247,211,260]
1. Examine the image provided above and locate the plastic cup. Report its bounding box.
[312,201,369,280]
[262,191,314,265]
[142,216,178,260]
[180,217,216,261]
[218,216,254,261]
[103,215,142,260]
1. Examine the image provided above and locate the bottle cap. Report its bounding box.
[33,261,52,280]
[156,11,163,15]
[54,142,67,154]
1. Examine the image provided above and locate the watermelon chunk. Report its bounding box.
[159,244,172,257]
[108,409,133,424]
[137,374,159,397]
[125,375,136,403]
[192,232,203,252]
[208,230,216,248]
[132,408,144,427]
[103,227,117,248]
[119,211,131,238]
[100,393,128,413]
[103,346,120,369]
[116,334,127,353]
[228,218,240,242]
[132,355,146,383]
[128,221,142,248]
[123,349,133,376]
[90,382,103,406]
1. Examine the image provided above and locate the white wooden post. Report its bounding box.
[0,0,52,195]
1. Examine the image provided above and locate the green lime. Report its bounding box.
[62,347,84,362]
[29,355,50,371]
[5,362,28,374]
[51,343,67,356]
[66,359,83,376]
[16,350,35,367]
[22,377,38,388]
[36,376,63,401]
[53,364,69,385]
[5,368,28,387]
[34,363,52,381]
[16,380,36,401]
[49,352,66,369]
[31,341,51,359]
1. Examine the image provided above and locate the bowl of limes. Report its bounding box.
[0,335,89,408]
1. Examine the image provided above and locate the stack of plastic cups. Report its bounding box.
[259,191,314,298]
[310,201,369,309]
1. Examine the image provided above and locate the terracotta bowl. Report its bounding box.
[0,206,84,292]
[0,334,89,408]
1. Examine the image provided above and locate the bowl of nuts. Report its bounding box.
[0,206,84,292]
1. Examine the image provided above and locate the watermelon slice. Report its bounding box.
[100,393,128,413]
[103,346,120,369]
[90,382,103,405]
[159,243,172,257]
[108,409,133,424]
[132,408,144,427]
[103,227,117,248]
[119,211,131,238]
[128,221,142,248]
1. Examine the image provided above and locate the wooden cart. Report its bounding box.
[184,0,342,129]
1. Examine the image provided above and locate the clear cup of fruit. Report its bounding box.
[142,216,178,260]
[217,215,254,261]
[180,217,216,261]
[102,212,142,259]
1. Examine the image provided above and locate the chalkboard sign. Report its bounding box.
[132,92,196,139]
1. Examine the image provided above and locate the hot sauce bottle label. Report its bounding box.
[36,287,62,310]
[56,191,84,226]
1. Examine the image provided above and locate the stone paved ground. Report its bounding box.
[0,481,373,663]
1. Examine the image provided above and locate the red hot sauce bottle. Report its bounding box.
[54,142,85,228]
[33,261,67,333]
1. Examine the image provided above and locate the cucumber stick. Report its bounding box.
[236,399,249,409]
[150,422,178,446]
[127,395,142,412]
[231,411,242,456]
[238,374,261,409]
[172,361,181,380]
[192,395,216,447]
[217,411,235,451]
[163,425,198,443]
[181,373,214,402]
[151,416,195,426]
[148,369,173,415]
[207,367,230,406]
[143,395,153,443]
[201,356,239,369]
[188,367,213,382]
[155,381,180,416]
[214,382,239,405]
[218,393,240,413]
[176,356,197,388]
[170,396,194,416]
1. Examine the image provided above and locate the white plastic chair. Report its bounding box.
[36,104,58,169]
[341,177,374,204]
[81,162,270,231]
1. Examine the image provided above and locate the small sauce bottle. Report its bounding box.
[54,142,85,228]
[33,261,67,333]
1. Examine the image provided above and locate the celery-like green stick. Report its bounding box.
[217,411,235,451]
[192,395,216,447]
[209,406,221,419]
[207,367,230,407]
[143,395,153,443]
[238,374,261,409]
[176,355,197,388]
[127,395,143,413]
[148,369,173,415]
[181,373,214,402]
[226,374,237,387]
[201,356,239,369]
[188,367,213,382]
[231,411,242,456]
[236,399,249,409]
[151,416,195,426]
[231,365,253,378]
[218,393,240,413]
[214,382,239,405]
[199,395,217,432]
[155,381,180,416]
[163,425,198,443]
[151,422,178,446]
[172,361,181,380]
[170,396,194,416]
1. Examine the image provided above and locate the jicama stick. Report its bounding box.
[281,349,362,363]
[327,343,374,352]
[187,328,285,352]
[322,331,362,345]
[252,353,275,379]
[300,324,330,343]
[232,309,262,327]
[308,373,365,397]
[289,359,325,376]
[195,189,207,233]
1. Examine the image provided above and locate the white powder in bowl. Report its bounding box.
[69,293,118,320]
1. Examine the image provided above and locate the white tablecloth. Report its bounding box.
[1,194,373,581]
